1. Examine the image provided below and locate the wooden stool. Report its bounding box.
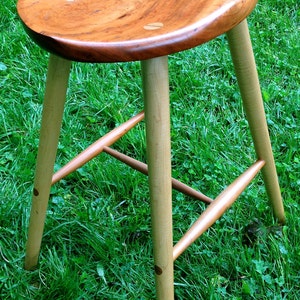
[17,0,285,298]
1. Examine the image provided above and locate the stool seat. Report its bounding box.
[17,0,256,62]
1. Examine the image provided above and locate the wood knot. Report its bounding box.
[144,22,164,30]
[154,265,163,275]
[33,188,39,196]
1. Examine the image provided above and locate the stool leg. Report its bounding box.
[25,54,71,270]
[226,20,285,223]
[141,57,174,299]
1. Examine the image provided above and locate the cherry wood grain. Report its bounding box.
[17,0,257,62]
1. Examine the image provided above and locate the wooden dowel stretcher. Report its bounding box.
[103,146,213,204]
[52,110,212,204]
[52,111,145,184]
[173,159,265,261]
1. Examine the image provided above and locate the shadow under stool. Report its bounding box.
[17,0,285,298]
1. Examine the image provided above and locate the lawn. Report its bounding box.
[0,0,299,299]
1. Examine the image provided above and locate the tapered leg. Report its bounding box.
[227,20,285,223]
[141,57,174,299]
[25,54,71,270]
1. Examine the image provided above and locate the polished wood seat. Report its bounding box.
[18,0,256,62]
[17,0,285,298]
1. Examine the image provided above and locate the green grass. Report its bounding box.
[1,0,299,299]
